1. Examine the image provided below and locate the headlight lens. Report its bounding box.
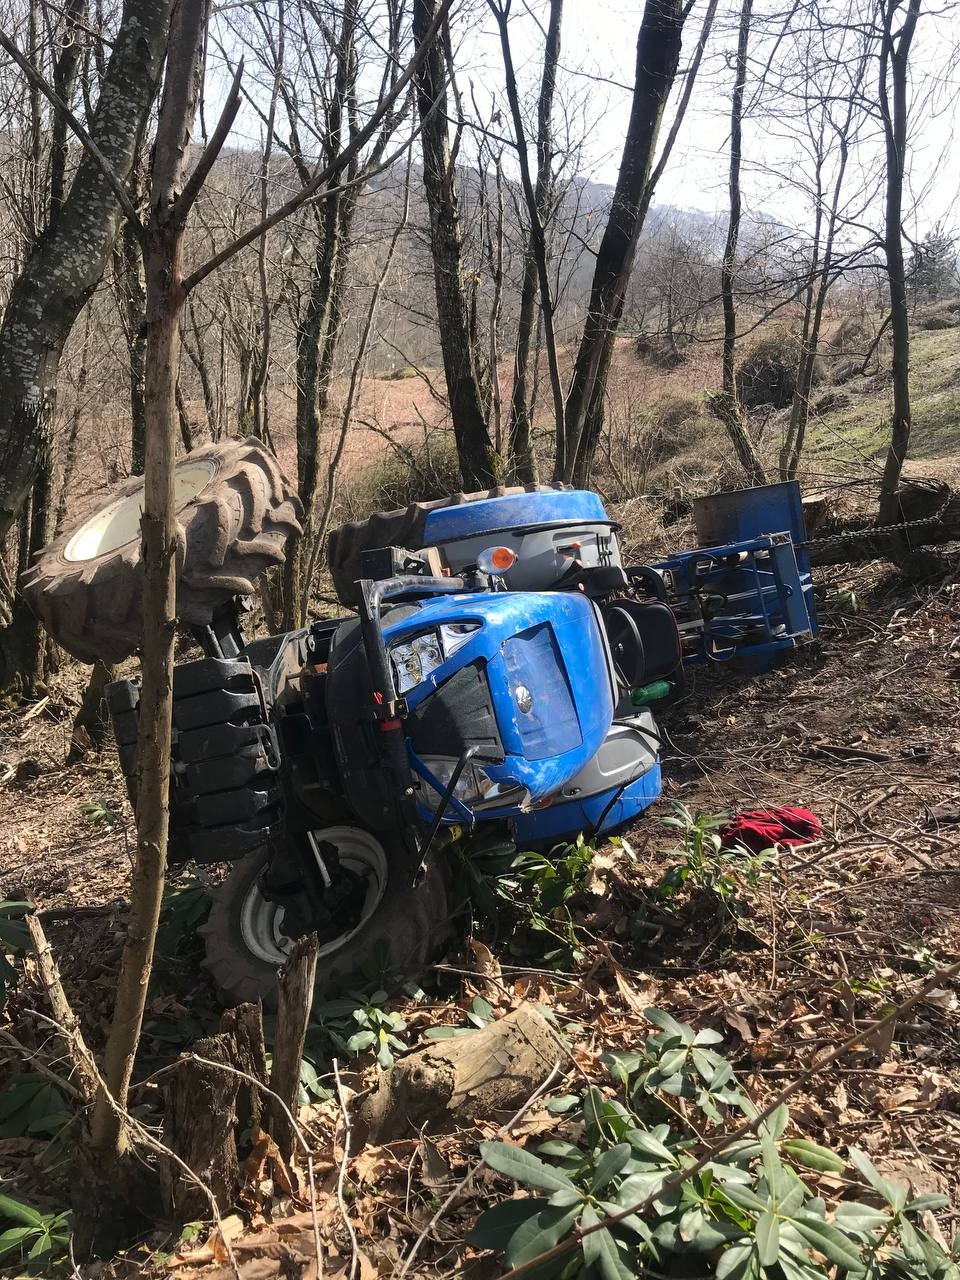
[415,756,529,812]
[390,623,480,694]
[391,632,443,694]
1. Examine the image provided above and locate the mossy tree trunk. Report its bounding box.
[0,0,172,697]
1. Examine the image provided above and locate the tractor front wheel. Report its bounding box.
[200,828,452,1007]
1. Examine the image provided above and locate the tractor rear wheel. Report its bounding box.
[21,438,302,663]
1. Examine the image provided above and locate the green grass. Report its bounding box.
[804,328,960,468]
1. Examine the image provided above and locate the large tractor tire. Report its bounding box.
[21,438,303,663]
[199,834,453,1007]
[327,483,566,607]
[106,656,283,866]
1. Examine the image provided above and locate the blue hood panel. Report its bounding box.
[421,490,612,545]
[383,591,615,805]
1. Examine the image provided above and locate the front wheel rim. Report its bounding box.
[238,826,390,967]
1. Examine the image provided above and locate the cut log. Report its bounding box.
[265,933,318,1161]
[356,1002,560,1145]
[800,492,836,538]
[808,482,958,567]
[160,1002,267,1219]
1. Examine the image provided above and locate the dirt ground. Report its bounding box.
[1,553,959,1276]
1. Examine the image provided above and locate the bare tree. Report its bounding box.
[562,0,717,486]
[875,0,922,548]
[489,0,566,485]
[709,0,767,486]
[0,0,172,694]
[9,0,458,1163]
[778,6,873,480]
[90,0,243,1163]
[0,0,172,543]
[412,0,498,490]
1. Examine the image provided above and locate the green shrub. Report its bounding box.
[0,1194,72,1274]
[0,900,29,1013]
[341,433,463,516]
[735,333,821,410]
[470,1009,959,1279]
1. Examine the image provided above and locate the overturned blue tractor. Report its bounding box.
[23,439,817,1004]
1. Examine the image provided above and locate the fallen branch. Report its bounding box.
[0,1026,83,1098]
[333,1059,360,1280]
[25,911,99,1104]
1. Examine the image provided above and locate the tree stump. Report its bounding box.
[160,1002,267,1219]
[356,1003,560,1145]
[265,933,319,1162]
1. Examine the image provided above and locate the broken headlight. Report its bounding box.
[415,756,529,812]
[390,623,480,695]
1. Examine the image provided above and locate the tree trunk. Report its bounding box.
[114,213,148,475]
[412,0,498,491]
[0,0,172,543]
[494,0,564,486]
[283,190,357,629]
[90,218,182,1162]
[160,1003,268,1218]
[558,0,686,485]
[712,0,766,487]
[876,0,921,556]
[1,448,55,695]
[48,0,86,230]
[300,169,414,613]
[265,934,318,1162]
[69,659,118,760]
[280,0,363,630]
[90,0,209,1162]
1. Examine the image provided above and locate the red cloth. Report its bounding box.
[719,806,821,854]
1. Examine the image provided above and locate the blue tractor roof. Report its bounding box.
[421,489,613,545]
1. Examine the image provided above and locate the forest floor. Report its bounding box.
[2,548,959,1277]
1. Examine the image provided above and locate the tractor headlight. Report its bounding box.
[415,756,530,812]
[390,622,480,694]
[391,632,443,694]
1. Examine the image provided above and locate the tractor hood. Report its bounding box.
[381,590,616,819]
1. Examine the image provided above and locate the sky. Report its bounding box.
[451,0,960,237]
[206,0,960,244]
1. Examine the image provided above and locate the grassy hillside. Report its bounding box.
[596,321,960,502]
[805,327,960,468]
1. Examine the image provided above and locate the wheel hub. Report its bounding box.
[238,826,389,967]
[63,460,216,562]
